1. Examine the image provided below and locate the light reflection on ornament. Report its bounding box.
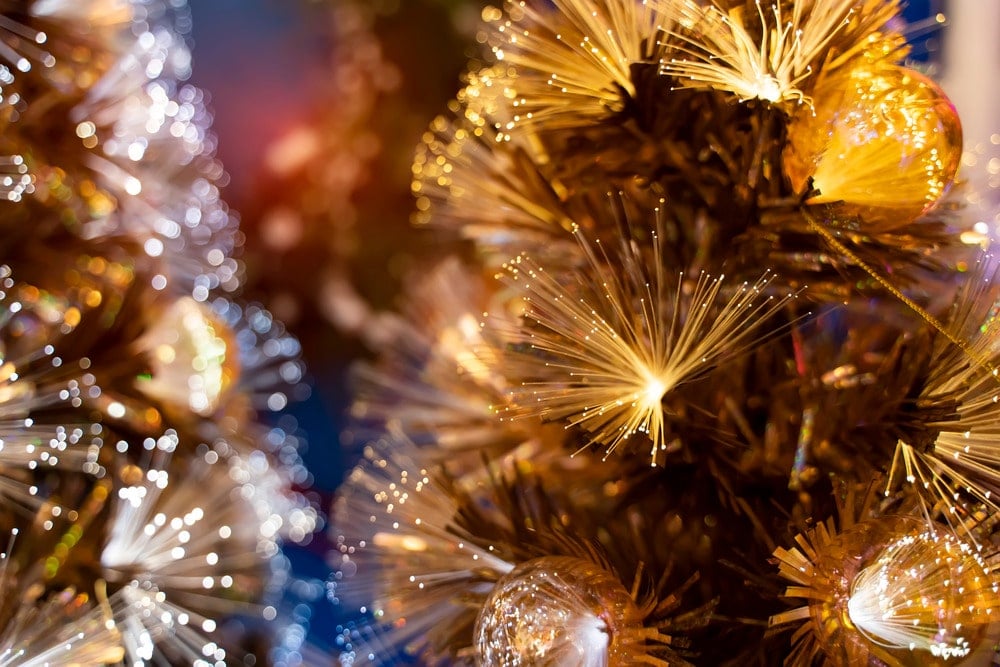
[784,64,962,227]
[474,555,644,667]
[843,525,996,664]
[134,297,238,416]
[771,515,1000,666]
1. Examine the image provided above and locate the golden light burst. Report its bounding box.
[349,259,533,458]
[0,584,125,666]
[886,257,1000,530]
[487,0,675,129]
[411,110,578,263]
[331,432,706,665]
[453,63,521,138]
[0,0,133,105]
[659,0,901,108]
[845,529,997,661]
[0,265,108,507]
[0,0,142,227]
[0,509,125,666]
[498,213,797,465]
[330,433,526,664]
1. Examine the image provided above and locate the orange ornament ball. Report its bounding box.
[784,64,962,228]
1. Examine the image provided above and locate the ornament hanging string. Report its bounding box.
[800,206,998,381]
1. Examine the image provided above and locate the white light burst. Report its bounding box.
[499,216,796,464]
[659,0,895,107]
[887,257,1000,529]
[0,5,56,84]
[0,155,32,202]
[72,21,240,296]
[112,581,228,667]
[101,435,270,665]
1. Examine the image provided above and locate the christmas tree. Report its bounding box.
[0,2,317,664]
[329,1,1000,665]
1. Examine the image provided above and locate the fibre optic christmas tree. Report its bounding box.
[329,1,1000,665]
[0,2,317,664]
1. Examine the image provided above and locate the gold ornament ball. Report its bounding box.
[784,64,962,228]
[474,555,644,666]
[806,516,999,666]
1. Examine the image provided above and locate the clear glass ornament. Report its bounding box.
[474,555,644,666]
[806,517,998,666]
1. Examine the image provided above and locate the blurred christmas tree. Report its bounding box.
[0,1,318,664]
[329,1,1000,665]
